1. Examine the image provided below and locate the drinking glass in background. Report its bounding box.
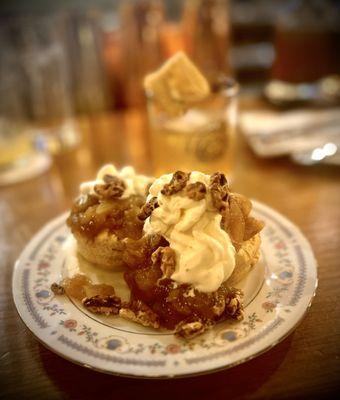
[20,16,80,153]
[101,0,232,109]
[146,76,239,177]
[65,10,110,113]
[0,23,51,185]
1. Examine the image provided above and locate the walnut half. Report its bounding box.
[94,175,126,200]
[82,295,122,316]
[161,171,190,196]
[138,197,159,220]
[175,320,211,339]
[185,182,207,200]
[51,282,65,295]
[209,172,229,211]
[224,288,244,321]
[119,300,160,329]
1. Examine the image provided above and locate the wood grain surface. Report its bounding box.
[1,105,339,399]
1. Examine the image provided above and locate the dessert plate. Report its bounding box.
[12,200,317,378]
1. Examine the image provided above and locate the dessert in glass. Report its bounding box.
[144,51,238,177]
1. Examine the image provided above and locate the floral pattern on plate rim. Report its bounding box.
[12,200,317,377]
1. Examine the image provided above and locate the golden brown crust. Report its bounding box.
[227,233,261,286]
[74,231,125,270]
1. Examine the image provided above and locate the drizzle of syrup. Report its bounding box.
[123,235,232,329]
[67,194,145,240]
[62,274,116,301]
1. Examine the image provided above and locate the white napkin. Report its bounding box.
[240,108,340,157]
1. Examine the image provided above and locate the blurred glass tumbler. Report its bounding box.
[146,77,238,176]
[20,16,80,154]
[0,73,30,168]
[0,43,51,185]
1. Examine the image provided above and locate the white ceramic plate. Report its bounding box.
[12,200,317,378]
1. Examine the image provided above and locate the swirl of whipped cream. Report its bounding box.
[80,164,153,199]
[144,171,236,292]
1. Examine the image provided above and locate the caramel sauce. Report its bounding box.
[62,274,116,301]
[123,234,232,329]
[125,266,234,329]
[66,189,252,330]
[67,194,145,240]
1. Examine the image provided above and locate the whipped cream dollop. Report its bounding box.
[80,164,153,199]
[144,171,236,292]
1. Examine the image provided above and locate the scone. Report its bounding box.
[67,164,153,270]
[73,231,125,270]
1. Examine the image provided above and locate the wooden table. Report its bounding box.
[1,107,339,399]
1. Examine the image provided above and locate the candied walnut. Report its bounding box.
[119,300,160,328]
[51,282,65,295]
[243,216,265,241]
[210,172,228,187]
[186,182,207,200]
[94,175,126,200]
[161,171,190,195]
[175,320,210,339]
[83,295,121,315]
[224,288,244,320]
[209,172,229,211]
[212,291,226,317]
[152,246,176,278]
[138,197,159,220]
[210,186,229,211]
